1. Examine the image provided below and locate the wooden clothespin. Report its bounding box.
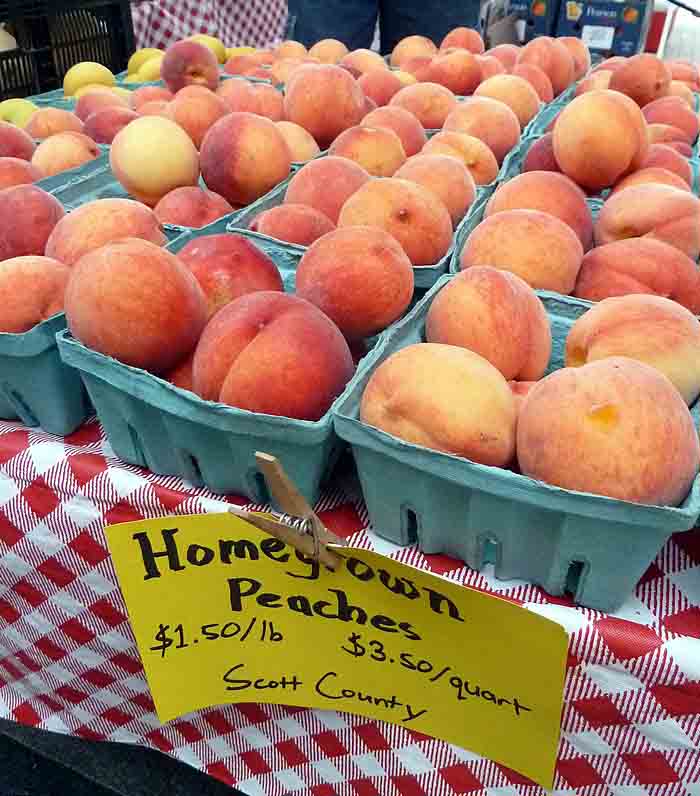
[228,452,347,571]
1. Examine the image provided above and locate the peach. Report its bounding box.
[275,121,321,162]
[153,186,234,228]
[666,80,696,108]
[595,184,700,259]
[592,56,627,74]
[668,60,700,88]
[285,156,370,224]
[138,100,171,117]
[165,353,194,391]
[362,106,427,156]
[200,112,291,207]
[45,198,165,265]
[443,97,521,164]
[0,256,70,332]
[167,85,228,148]
[329,125,406,177]
[284,64,366,148]
[477,55,507,80]
[642,96,698,145]
[111,116,200,207]
[363,95,378,116]
[552,90,649,191]
[460,209,584,293]
[25,108,83,140]
[393,69,419,87]
[0,122,35,160]
[296,226,413,338]
[30,132,99,178]
[611,167,691,194]
[516,37,574,96]
[270,57,308,85]
[0,157,42,188]
[360,342,516,465]
[75,90,129,122]
[224,54,260,76]
[391,35,438,67]
[395,153,476,225]
[575,70,612,96]
[161,39,219,93]
[641,144,692,186]
[566,295,700,405]
[609,54,671,107]
[660,140,693,156]
[523,133,560,173]
[131,86,174,110]
[573,238,700,315]
[474,74,541,127]
[192,291,354,419]
[308,39,349,64]
[85,107,139,144]
[0,186,65,261]
[399,55,434,82]
[517,356,699,505]
[249,83,285,120]
[358,69,404,106]
[216,78,258,112]
[275,40,308,60]
[428,50,483,95]
[422,130,499,186]
[558,36,591,81]
[65,238,207,373]
[250,204,335,245]
[338,177,453,265]
[486,171,593,249]
[177,233,282,318]
[441,27,485,54]
[509,380,537,414]
[426,267,551,380]
[389,82,457,129]
[340,49,388,75]
[487,44,520,71]
[512,63,554,103]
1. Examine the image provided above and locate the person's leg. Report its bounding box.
[287,0,379,51]
[378,0,482,53]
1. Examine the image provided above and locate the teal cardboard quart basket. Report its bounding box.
[55,221,369,506]
[0,314,89,436]
[228,174,496,291]
[332,275,700,612]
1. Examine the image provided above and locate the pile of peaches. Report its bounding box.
[0,28,700,510]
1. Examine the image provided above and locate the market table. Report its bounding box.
[130,0,288,51]
[0,417,698,796]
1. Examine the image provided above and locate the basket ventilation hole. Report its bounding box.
[402,508,419,544]
[483,536,500,566]
[125,423,146,467]
[182,453,203,486]
[565,560,585,597]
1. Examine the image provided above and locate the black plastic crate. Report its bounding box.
[0,0,135,99]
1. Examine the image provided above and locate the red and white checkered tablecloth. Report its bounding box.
[130,0,288,51]
[0,417,699,796]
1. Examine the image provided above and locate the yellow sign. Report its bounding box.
[105,513,569,789]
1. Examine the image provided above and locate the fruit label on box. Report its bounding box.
[106,513,569,789]
[581,23,616,48]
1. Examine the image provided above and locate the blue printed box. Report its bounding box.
[556,0,652,56]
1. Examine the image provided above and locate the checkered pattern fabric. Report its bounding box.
[130,0,288,50]
[0,417,699,796]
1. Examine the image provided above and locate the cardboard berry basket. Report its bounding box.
[449,195,606,278]
[0,313,89,436]
[55,220,372,506]
[332,274,700,612]
[228,171,497,291]
[495,134,700,196]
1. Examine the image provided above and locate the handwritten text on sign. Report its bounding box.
[105,513,568,789]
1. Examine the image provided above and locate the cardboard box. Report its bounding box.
[507,0,562,41]
[555,0,653,56]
